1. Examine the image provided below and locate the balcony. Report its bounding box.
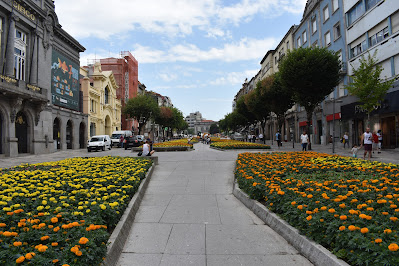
[0,75,48,103]
[339,62,347,75]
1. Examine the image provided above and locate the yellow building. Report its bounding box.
[80,62,122,137]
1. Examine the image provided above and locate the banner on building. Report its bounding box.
[51,50,80,111]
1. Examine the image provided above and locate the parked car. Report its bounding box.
[87,135,112,152]
[124,135,144,150]
[231,132,244,141]
[111,130,133,147]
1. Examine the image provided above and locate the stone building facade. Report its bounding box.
[0,0,87,157]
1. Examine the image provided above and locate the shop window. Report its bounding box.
[14,29,27,81]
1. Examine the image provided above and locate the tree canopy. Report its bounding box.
[279,47,341,135]
[123,94,159,133]
[346,51,396,125]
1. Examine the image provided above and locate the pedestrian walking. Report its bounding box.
[300,131,309,151]
[276,131,282,148]
[343,132,349,148]
[372,131,379,154]
[361,127,373,160]
[377,129,382,153]
[259,133,264,143]
[120,135,124,148]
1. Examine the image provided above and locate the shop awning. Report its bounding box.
[326,113,341,122]
[299,121,312,127]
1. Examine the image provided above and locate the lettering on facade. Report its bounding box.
[0,74,17,84]
[124,72,129,103]
[27,84,41,92]
[354,101,388,114]
[11,1,36,22]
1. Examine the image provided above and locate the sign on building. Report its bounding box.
[51,50,80,111]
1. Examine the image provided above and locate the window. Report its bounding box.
[323,6,330,22]
[14,29,27,81]
[332,0,339,12]
[366,0,381,11]
[350,40,367,58]
[286,41,289,50]
[334,23,341,40]
[104,87,109,104]
[275,56,277,64]
[348,1,365,26]
[302,31,307,43]
[312,19,317,34]
[312,41,318,48]
[90,99,95,113]
[297,37,301,47]
[369,26,389,47]
[325,31,331,46]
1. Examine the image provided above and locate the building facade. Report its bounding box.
[99,51,139,131]
[80,62,122,138]
[341,0,399,147]
[0,0,87,157]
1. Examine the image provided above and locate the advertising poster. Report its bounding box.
[51,50,79,111]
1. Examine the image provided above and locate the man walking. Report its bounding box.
[276,131,282,148]
[361,127,373,160]
[300,131,309,151]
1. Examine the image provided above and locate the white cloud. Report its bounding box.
[132,37,277,63]
[55,0,306,39]
[158,73,178,82]
[210,70,259,86]
[200,98,233,102]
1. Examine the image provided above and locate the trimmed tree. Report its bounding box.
[123,94,159,134]
[346,51,396,126]
[279,47,341,145]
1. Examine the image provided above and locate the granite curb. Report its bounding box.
[233,184,350,266]
[104,164,155,266]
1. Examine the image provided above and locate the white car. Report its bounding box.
[87,135,112,152]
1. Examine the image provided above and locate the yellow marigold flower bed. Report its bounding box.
[235,152,399,265]
[0,156,152,265]
[151,139,193,148]
[211,140,270,150]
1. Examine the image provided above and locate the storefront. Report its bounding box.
[341,90,399,148]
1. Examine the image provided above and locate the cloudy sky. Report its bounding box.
[55,0,307,121]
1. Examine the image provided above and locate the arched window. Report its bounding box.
[104,87,109,104]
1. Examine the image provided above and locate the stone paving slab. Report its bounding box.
[207,254,313,266]
[164,224,205,255]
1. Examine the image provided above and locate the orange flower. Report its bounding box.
[384,229,392,234]
[375,239,382,243]
[388,243,399,251]
[53,259,59,263]
[25,252,35,260]
[51,217,58,223]
[13,241,22,247]
[51,242,58,246]
[79,237,89,245]
[390,217,398,222]
[340,215,347,220]
[38,245,48,252]
[0,223,6,227]
[360,228,369,234]
[41,235,50,241]
[16,256,25,264]
[306,215,312,221]
[339,226,345,231]
[328,208,335,213]
[348,225,356,231]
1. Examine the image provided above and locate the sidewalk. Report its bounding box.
[117,143,312,266]
[266,141,399,164]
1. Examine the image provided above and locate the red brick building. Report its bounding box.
[100,51,138,130]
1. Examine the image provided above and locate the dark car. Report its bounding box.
[124,136,144,150]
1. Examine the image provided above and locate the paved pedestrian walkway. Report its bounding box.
[117,143,312,266]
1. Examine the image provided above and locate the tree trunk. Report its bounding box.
[306,111,312,150]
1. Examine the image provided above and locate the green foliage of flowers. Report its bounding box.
[235,152,399,265]
[0,156,152,265]
[211,139,270,150]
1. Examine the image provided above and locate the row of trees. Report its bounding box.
[220,47,395,141]
[123,93,188,136]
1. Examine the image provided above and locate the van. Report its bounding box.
[111,130,133,147]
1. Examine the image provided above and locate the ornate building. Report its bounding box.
[80,62,122,137]
[0,0,87,157]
